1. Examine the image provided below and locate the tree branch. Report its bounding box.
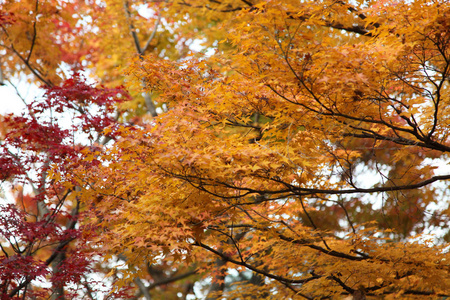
[123,0,142,54]
[141,12,162,55]
[26,0,39,63]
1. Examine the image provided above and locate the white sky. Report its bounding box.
[0,81,39,114]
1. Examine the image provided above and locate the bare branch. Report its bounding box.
[123,0,142,54]
[141,12,162,55]
[26,0,39,63]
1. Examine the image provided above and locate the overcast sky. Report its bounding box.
[0,83,33,115]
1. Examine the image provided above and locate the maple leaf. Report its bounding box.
[3,0,450,299]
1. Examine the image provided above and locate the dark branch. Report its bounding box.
[26,0,39,63]
[193,240,321,285]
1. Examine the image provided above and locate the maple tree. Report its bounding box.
[0,0,109,297]
[75,0,450,299]
[0,0,201,298]
[0,73,129,299]
[2,0,450,299]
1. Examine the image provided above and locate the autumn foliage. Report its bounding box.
[1,0,450,299]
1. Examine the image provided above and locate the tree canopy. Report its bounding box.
[1,0,450,299]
